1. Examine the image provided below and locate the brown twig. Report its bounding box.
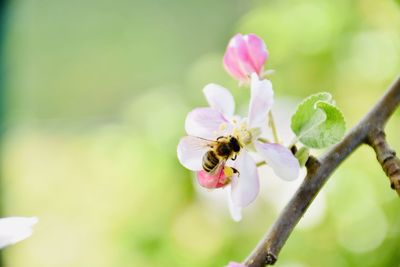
[243,76,400,267]
[367,130,400,196]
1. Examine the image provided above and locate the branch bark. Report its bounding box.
[368,130,400,196]
[244,76,400,267]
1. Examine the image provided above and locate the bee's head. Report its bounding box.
[229,136,241,152]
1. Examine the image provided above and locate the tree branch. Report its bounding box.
[244,76,400,267]
[367,130,400,196]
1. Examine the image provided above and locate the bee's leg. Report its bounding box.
[216,136,224,141]
[231,154,237,161]
[231,167,240,176]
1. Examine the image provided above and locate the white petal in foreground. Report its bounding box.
[248,73,274,129]
[177,136,210,171]
[230,150,259,208]
[0,217,38,249]
[255,142,300,181]
[203,84,235,118]
[227,190,242,222]
[185,107,228,139]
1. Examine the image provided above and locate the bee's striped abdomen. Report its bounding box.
[202,151,220,172]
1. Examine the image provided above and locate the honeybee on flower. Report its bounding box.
[195,135,242,188]
[177,74,300,220]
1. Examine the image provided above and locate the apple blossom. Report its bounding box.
[177,74,300,220]
[223,33,269,84]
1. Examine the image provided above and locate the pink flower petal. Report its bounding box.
[197,165,232,189]
[203,84,235,118]
[223,33,268,83]
[235,34,257,77]
[185,107,229,139]
[246,34,269,75]
[177,136,210,171]
[224,44,247,82]
[248,74,274,129]
[255,142,300,181]
[230,150,259,207]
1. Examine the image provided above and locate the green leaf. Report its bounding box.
[291,92,346,149]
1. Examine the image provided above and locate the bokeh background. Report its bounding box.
[1,0,400,266]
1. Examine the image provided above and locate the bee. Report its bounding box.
[202,135,241,175]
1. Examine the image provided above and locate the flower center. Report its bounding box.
[232,121,255,146]
[217,119,261,146]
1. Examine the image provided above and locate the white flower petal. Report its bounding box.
[230,150,259,207]
[203,84,235,117]
[248,73,274,129]
[255,142,300,181]
[0,217,38,249]
[185,107,229,139]
[227,190,242,222]
[177,136,210,171]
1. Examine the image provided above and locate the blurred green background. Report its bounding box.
[1,0,400,266]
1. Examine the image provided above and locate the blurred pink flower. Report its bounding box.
[177,74,299,220]
[226,262,246,267]
[223,33,269,83]
[197,165,233,189]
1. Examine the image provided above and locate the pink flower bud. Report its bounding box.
[197,166,235,189]
[223,33,269,83]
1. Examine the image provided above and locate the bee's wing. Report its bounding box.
[177,136,217,171]
[198,160,231,189]
[180,136,216,149]
[209,158,227,176]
